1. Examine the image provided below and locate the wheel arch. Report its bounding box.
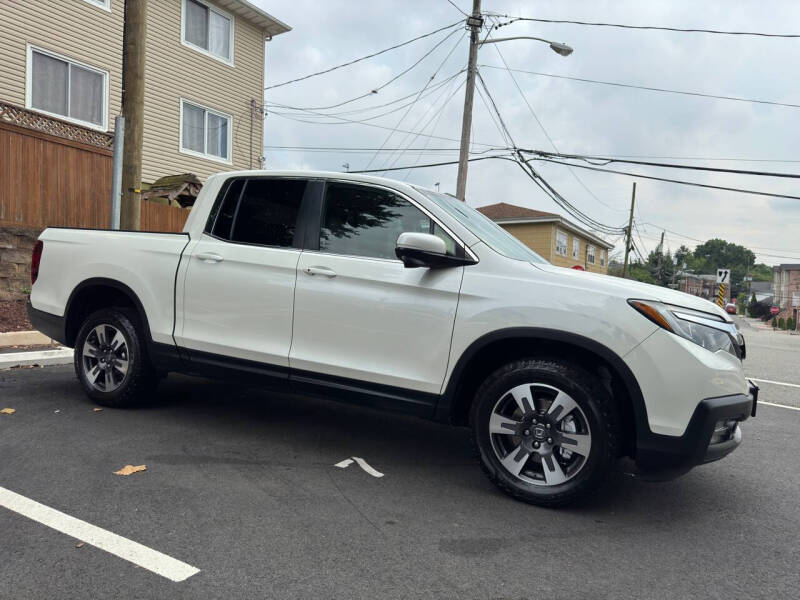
[64,278,152,348]
[437,328,649,456]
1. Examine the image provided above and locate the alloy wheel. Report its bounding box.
[81,324,130,392]
[489,383,592,486]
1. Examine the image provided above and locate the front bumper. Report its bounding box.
[633,380,758,480]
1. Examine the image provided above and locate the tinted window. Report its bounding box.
[206,178,244,240]
[230,179,306,247]
[320,183,456,260]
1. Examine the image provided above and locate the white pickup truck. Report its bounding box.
[28,170,758,506]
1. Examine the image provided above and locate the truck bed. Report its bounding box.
[30,227,190,346]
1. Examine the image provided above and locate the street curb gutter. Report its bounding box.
[0,331,53,348]
[0,349,73,370]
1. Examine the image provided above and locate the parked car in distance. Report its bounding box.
[725,302,738,314]
[27,171,758,507]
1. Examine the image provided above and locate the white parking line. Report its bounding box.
[750,377,800,389]
[0,486,200,582]
[759,401,800,412]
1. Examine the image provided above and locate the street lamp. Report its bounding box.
[455,4,574,201]
[478,36,574,57]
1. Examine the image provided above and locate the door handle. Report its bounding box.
[197,252,224,263]
[305,266,337,278]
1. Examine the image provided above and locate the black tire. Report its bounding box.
[471,359,619,507]
[73,308,158,408]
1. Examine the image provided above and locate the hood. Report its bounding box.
[533,263,732,321]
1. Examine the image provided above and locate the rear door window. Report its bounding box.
[205,178,307,248]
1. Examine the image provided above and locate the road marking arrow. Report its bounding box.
[334,457,384,478]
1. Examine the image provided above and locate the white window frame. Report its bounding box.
[179,98,233,164]
[600,249,606,266]
[25,45,109,132]
[555,229,568,256]
[81,0,111,12]
[181,0,235,66]
[572,237,579,259]
[587,244,596,265]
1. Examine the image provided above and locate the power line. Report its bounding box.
[265,20,463,90]
[445,0,468,16]
[381,72,466,172]
[524,150,800,179]
[478,65,800,110]
[350,153,513,173]
[488,16,800,38]
[574,154,800,164]
[483,30,627,212]
[266,70,465,117]
[528,157,800,201]
[367,28,467,171]
[267,107,505,148]
[270,29,464,111]
[267,72,465,125]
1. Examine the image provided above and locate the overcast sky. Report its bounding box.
[253,0,800,265]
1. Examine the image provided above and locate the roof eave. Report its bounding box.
[217,0,291,38]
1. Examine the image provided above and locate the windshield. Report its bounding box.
[415,188,548,264]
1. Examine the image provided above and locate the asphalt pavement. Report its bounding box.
[1,340,799,599]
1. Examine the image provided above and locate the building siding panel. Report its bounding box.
[0,0,123,132]
[141,0,265,183]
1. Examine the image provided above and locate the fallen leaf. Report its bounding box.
[75,542,84,548]
[93,408,103,412]
[0,408,15,415]
[114,464,147,476]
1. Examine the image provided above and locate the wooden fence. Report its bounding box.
[0,119,188,233]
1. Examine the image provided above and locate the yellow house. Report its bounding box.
[477,203,613,274]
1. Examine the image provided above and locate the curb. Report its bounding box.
[0,330,53,348]
[0,348,73,370]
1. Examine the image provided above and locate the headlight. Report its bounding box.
[628,299,742,358]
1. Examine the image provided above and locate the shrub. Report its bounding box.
[788,318,796,331]
[778,317,786,329]
[772,317,778,328]
[749,300,771,319]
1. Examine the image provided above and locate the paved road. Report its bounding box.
[1,344,799,599]
[735,315,800,408]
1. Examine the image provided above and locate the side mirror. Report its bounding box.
[395,232,477,269]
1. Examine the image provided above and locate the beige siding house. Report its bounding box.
[0,0,290,183]
[477,202,614,274]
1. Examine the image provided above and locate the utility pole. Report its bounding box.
[455,0,481,202]
[120,0,147,230]
[656,230,665,284]
[622,182,636,278]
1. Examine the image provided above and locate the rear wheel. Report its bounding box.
[74,308,157,407]
[471,359,619,507]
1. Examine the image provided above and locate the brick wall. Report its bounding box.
[0,226,38,301]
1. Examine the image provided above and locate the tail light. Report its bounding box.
[31,240,43,285]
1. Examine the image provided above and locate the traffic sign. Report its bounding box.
[716,269,730,284]
[770,306,780,316]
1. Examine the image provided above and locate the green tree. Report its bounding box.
[692,239,755,294]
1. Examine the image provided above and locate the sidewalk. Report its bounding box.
[0,330,72,370]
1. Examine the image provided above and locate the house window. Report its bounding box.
[555,230,568,256]
[183,0,233,64]
[572,238,579,259]
[600,249,606,266]
[180,99,232,162]
[26,46,108,130]
[81,0,111,10]
[587,245,596,264]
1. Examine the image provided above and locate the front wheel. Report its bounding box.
[74,308,158,407]
[471,359,620,507]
